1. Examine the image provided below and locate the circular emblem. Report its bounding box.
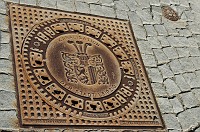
[21,18,141,120]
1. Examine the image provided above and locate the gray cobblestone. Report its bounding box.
[154,24,168,36]
[90,4,115,18]
[135,0,150,9]
[131,24,147,40]
[158,64,174,79]
[123,0,137,12]
[20,0,37,5]
[116,10,128,20]
[157,98,173,113]
[144,25,157,37]
[183,72,200,88]
[164,79,181,96]
[189,47,200,57]
[178,109,199,130]
[179,58,195,72]
[147,68,163,83]
[180,92,199,108]
[57,0,75,12]
[0,91,16,110]
[0,31,10,44]
[0,59,13,74]
[0,110,17,129]
[192,89,200,102]
[0,0,6,14]
[150,0,160,6]
[128,11,143,26]
[153,48,169,65]
[175,74,191,92]
[190,57,200,70]
[176,48,190,58]
[188,107,200,123]
[137,41,153,55]
[75,1,90,13]
[0,44,11,60]
[114,0,129,11]
[187,37,199,47]
[151,83,167,97]
[179,29,192,37]
[169,59,183,74]
[160,0,170,5]
[0,74,15,92]
[136,9,154,24]
[169,97,184,113]
[99,0,114,7]
[163,47,179,60]
[163,114,181,130]
[189,23,200,35]
[38,0,56,8]
[157,36,170,47]
[141,54,157,67]
[147,37,162,48]
[0,14,8,31]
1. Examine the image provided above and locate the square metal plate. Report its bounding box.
[8,3,165,130]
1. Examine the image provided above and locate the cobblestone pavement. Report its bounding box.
[0,0,200,132]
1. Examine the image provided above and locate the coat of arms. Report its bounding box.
[61,40,109,85]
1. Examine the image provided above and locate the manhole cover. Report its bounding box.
[162,6,179,21]
[9,3,165,130]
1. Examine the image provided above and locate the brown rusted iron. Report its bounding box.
[162,6,179,21]
[9,3,165,130]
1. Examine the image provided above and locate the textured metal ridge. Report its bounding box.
[8,3,165,130]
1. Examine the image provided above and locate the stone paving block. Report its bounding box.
[168,130,181,132]
[179,58,196,72]
[144,25,157,37]
[0,44,11,59]
[141,54,157,67]
[180,92,199,109]
[75,1,90,14]
[4,0,19,3]
[151,7,162,25]
[188,107,200,123]
[0,110,18,128]
[0,31,10,44]
[160,0,171,5]
[147,37,162,48]
[57,0,75,12]
[153,48,169,65]
[116,10,128,20]
[99,0,114,7]
[20,0,37,5]
[136,9,154,24]
[151,83,168,97]
[0,74,15,92]
[189,23,200,35]
[184,10,195,22]
[157,36,170,47]
[82,0,99,4]
[170,0,180,5]
[175,74,191,92]
[146,68,163,83]
[179,29,192,37]
[163,47,179,60]
[128,11,143,26]
[164,25,179,36]
[164,79,181,96]
[137,41,153,55]
[150,0,160,6]
[114,0,129,11]
[187,37,199,47]
[183,72,200,88]
[154,24,168,36]
[90,4,115,18]
[169,59,184,74]
[166,36,180,47]
[192,89,200,102]
[163,114,181,130]
[178,37,190,47]
[0,0,6,14]
[131,24,147,40]
[178,109,199,130]
[38,0,57,8]
[0,91,16,110]
[0,14,8,31]
[169,97,184,113]
[190,57,200,70]
[0,59,13,74]
[101,6,116,18]
[158,64,174,79]
[189,47,200,57]
[157,98,173,113]
[123,0,137,12]
[135,0,150,9]
[176,47,190,58]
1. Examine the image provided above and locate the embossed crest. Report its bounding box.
[9,3,165,130]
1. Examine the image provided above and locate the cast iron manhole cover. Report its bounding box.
[9,3,165,130]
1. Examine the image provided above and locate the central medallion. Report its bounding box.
[46,33,121,98]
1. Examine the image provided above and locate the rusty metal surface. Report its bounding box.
[9,3,165,130]
[162,6,179,21]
